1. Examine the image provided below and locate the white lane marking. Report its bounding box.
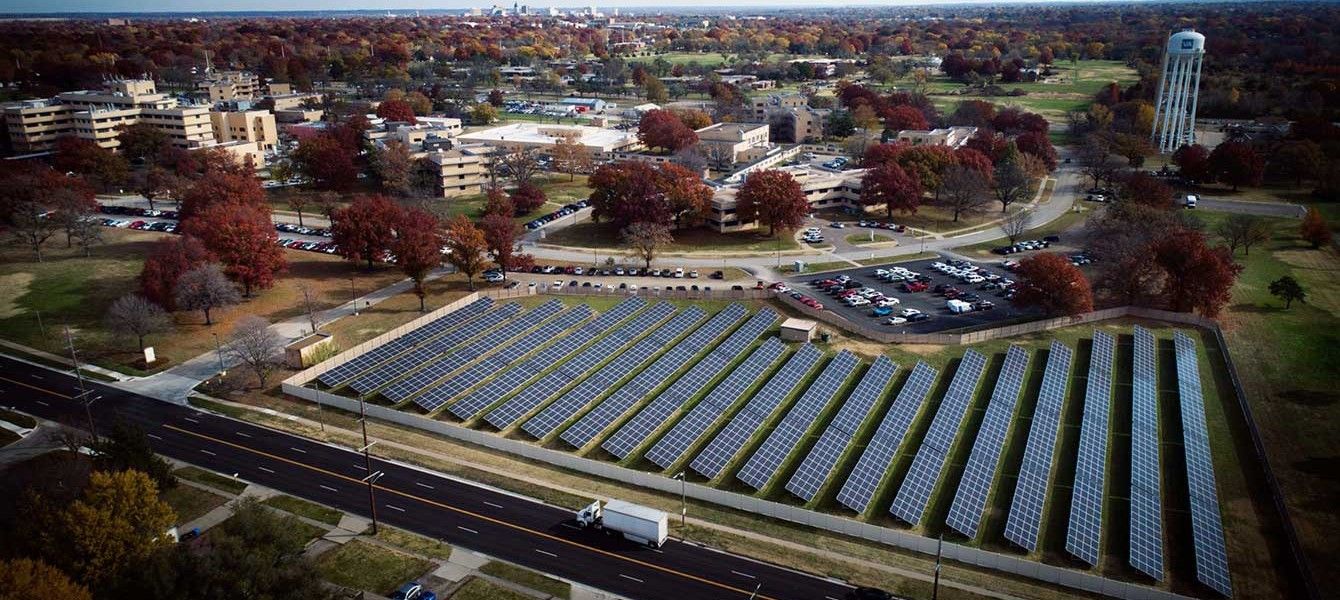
[199,449,216,456]
[535,549,557,558]
[414,481,434,490]
[147,433,163,440]
[731,570,756,579]
[619,574,644,583]
[289,447,307,454]
[258,466,275,474]
[36,400,49,406]
[183,417,199,424]
[30,374,42,379]
[352,463,366,470]
[235,431,251,438]
[559,523,580,530]
[94,395,103,400]
[386,504,406,512]
[320,485,339,492]
[826,596,841,600]
[457,526,478,534]
[484,501,504,509]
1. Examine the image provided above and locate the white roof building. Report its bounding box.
[456,122,638,155]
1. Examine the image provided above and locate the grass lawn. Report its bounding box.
[450,577,532,600]
[161,484,229,525]
[479,561,571,599]
[0,408,37,429]
[922,60,1139,121]
[438,174,592,224]
[544,221,801,254]
[780,252,941,274]
[0,428,18,446]
[263,494,344,525]
[174,466,248,495]
[846,233,896,246]
[0,227,404,375]
[315,540,433,596]
[375,526,452,561]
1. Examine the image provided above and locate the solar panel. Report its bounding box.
[784,356,898,502]
[1066,330,1115,566]
[347,303,522,396]
[316,298,493,388]
[836,362,939,514]
[484,301,674,429]
[1174,332,1232,597]
[736,351,860,491]
[392,300,565,407]
[413,305,593,411]
[602,308,779,459]
[644,339,787,469]
[946,346,1032,539]
[889,349,988,526]
[690,344,824,480]
[563,304,751,449]
[1004,341,1074,551]
[520,306,707,439]
[1129,325,1164,581]
[449,297,645,420]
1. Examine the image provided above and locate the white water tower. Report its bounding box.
[1151,30,1206,153]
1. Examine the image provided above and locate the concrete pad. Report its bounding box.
[448,550,491,570]
[571,585,628,600]
[181,504,236,534]
[337,514,371,534]
[240,483,280,500]
[431,562,472,583]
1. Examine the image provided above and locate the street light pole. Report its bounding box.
[63,326,95,438]
[350,277,359,316]
[932,533,943,600]
[211,332,227,382]
[672,471,687,530]
[358,393,380,534]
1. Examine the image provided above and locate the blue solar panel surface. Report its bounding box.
[1129,325,1164,581]
[946,345,1031,539]
[1174,332,1232,597]
[1004,341,1073,551]
[835,362,939,514]
[348,303,522,396]
[316,298,493,388]
[1066,330,1115,565]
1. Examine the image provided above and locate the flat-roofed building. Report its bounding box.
[457,122,637,157]
[708,165,866,231]
[892,126,978,149]
[425,145,492,198]
[2,99,74,152]
[210,109,278,151]
[695,122,770,168]
[198,70,262,102]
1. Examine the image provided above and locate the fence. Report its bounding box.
[539,284,772,302]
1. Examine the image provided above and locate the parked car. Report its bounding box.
[391,582,437,600]
[872,306,894,317]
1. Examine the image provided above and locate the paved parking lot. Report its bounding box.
[782,257,1041,334]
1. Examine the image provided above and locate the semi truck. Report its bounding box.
[575,499,669,548]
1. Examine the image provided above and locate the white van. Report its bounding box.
[1184,194,1198,209]
[947,299,974,314]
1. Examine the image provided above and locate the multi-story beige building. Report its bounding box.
[198,70,262,102]
[752,93,828,143]
[457,123,638,158]
[4,99,74,153]
[210,109,278,151]
[708,165,866,231]
[695,122,770,167]
[425,146,492,198]
[892,126,979,149]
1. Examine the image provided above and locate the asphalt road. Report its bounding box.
[0,356,855,600]
[1195,198,1306,218]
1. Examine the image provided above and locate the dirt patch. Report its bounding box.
[0,273,34,319]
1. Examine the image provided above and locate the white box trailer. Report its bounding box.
[575,499,669,548]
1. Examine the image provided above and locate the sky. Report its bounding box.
[0,0,1100,15]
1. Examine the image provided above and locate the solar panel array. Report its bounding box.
[348,303,522,396]
[1005,341,1074,551]
[563,304,750,449]
[690,344,824,480]
[1174,332,1232,597]
[890,349,988,526]
[737,351,860,491]
[784,356,898,502]
[836,362,939,514]
[521,307,708,439]
[448,297,645,421]
[602,308,778,459]
[945,346,1031,539]
[316,298,493,388]
[412,304,593,411]
[1129,325,1164,581]
[644,339,787,469]
[483,301,675,429]
[393,301,564,406]
[1067,330,1115,566]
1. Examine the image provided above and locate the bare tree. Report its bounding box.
[104,294,172,354]
[937,165,990,222]
[993,157,1032,213]
[1003,209,1032,244]
[1215,214,1272,255]
[1078,134,1120,190]
[621,222,672,269]
[297,282,320,333]
[67,213,104,257]
[174,263,241,325]
[551,134,592,181]
[315,191,341,222]
[287,194,309,228]
[227,315,284,388]
[498,147,542,188]
[9,202,60,262]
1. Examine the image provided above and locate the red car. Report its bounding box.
[902,281,929,293]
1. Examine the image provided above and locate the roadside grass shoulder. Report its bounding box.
[175,465,248,495]
[479,561,571,599]
[450,577,532,600]
[161,484,229,524]
[376,526,452,561]
[263,494,343,525]
[544,221,801,254]
[316,539,433,596]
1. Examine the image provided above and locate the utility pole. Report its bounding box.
[358,393,380,534]
[932,533,943,600]
[350,277,359,315]
[64,326,95,438]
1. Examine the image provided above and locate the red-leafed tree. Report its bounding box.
[376,98,417,124]
[178,170,267,223]
[139,236,213,311]
[442,215,489,291]
[1150,228,1242,317]
[637,109,699,153]
[182,203,286,297]
[861,143,905,169]
[861,162,923,217]
[331,195,403,269]
[1012,253,1094,316]
[509,183,548,215]
[954,147,995,182]
[1119,172,1174,209]
[1015,131,1058,171]
[1208,141,1264,190]
[588,161,711,230]
[882,105,929,131]
[1300,207,1332,249]
[481,212,519,273]
[1172,144,1211,182]
[483,187,514,217]
[52,136,128,188]
[734,169,809,237]
[393,208,441,311]
[292,134,358,191]
[659,162,713,228]
[896,145,956,199]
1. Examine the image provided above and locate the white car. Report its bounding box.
[551,280,564,288]
[483,272,505,283]
[875,298,900,308]
[899,308,922,317]
[673,268,684,278]
[885,317,908,325]
[965,275,985,284]
[844,296,871,307]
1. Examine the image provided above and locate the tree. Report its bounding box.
[883,104,928,131]
[371,140,414,196]
[638,109,698,153]
[551,136,592,181]
[1003,209,1032,244]
[643,77,669,103]
[1015,131,1058,171]
[622,222,673,269]
[498,147,542,189]
[292,134,358,191]
[896,145,955,200]
[140,236,212,310]
[483,187,514,217]
[286,194,309,228]
[0,558,91,600]
[470,103,499,124]
[861,162,922,217]
[135,166,177,212]
[65,209,103,257]
[1119,172,1173,209]
[376,98,417,124]
[1078,134,1120,189]
[53,137,128,188]
[227,315,284,388]
[589,161,708,230]
[442,215,488,290]
[315,191,342,221]
[174,263,241,325]
[331,195,403,269]
[827,110,856,138]
[734,169,809,237]
[116,122,168,163]
[488,88,506,106]
[852,104,880,132]
[1208,141,1264,190]
[1299,207,1332,249]
[92,421,175,491]
[659,162,713,228]
[1214,214,1272,255]
[1268,276,1306,309]
[1150,229,1242,317]
[178,170,267,223]
[105,294,171,353]
[938,164,990,222]
[39,470,175,586]
[672,108,713,130]
[1013,253,1094,316]
[49,181,98,250]
[481,212,519,275]
[509,182,548,214]
[1270,140,1324,186]
[394,208,442,311]
[405,91,433,116]
[184,203,286,297]
[992,155,1031,213]
[1172,143,1211,183]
